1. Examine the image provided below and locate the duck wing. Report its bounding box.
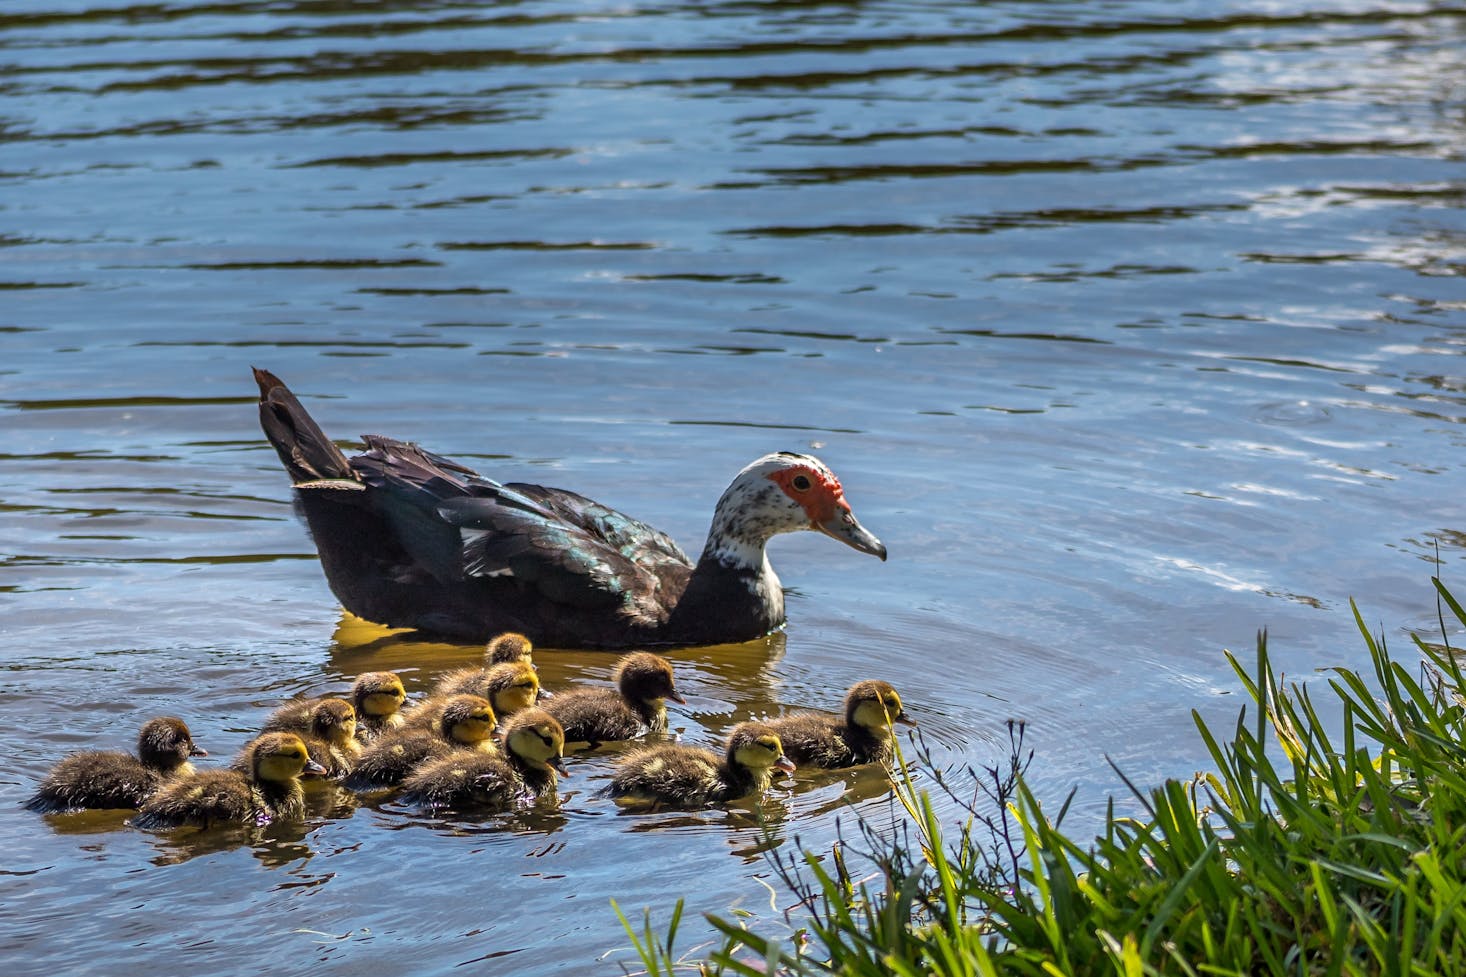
[352,436,692,619]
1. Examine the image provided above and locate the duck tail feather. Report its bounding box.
[253,367,357,485]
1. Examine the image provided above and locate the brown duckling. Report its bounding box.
[132,732,325,830]
[428,633,536,700]
[250,698,360,778]
[543,652,684,748]
[408,661,540,728]
[763,680,916,768]
[400,709,568,812]
[348,671,408,742]
[262,672,407,745]
[604,722,795,809]
[343,694,497,792]
[25,717,207,813]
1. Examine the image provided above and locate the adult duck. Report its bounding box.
[253,368,886,649]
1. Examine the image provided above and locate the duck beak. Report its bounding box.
[667,690,687,706]
[302,758,328,778]
[549,756,570,776]
[895,714,918,728]
[536,687,554,700]
[190,745,209,758]
[774,755,797,774]
[815,508,886,561]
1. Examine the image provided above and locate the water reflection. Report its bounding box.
[142,820,315,868]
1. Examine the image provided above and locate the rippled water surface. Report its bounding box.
[4,0,1466,973]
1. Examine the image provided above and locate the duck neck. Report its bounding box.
[257,778,305,819]
[842,723,891,764]
[665,521,785,642]
[719,759,771,798]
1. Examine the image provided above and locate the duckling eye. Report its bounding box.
[791,474,812,492]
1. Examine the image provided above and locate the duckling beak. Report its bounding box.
[667,691,687,706]
[536,687,554,700]
[549,756,570,776]
[190,745,209,758]
[895,714,918,728]
[814,508,886,561]
[774,755,797,774]
[302,758,328,778]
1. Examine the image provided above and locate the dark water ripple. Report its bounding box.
[3,0,1466,974]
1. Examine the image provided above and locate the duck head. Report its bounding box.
[485,632,534,667]
[252,732,327,782]
[308,698,358,747]
[615,652,686,707]
[137,716,207,773]
[727,721,797,776]
[847,680,917,735]
[437,694,498,749]
[353,672,407,723]
[503,709,569,776]
[703,453,885,569]
[484,661,540,718]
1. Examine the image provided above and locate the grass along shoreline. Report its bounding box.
[617,577,1466,975]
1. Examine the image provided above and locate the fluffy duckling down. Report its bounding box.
[343,694,497,792]
[762,680,916,768]
[543,652,683,748]
[604,722,794,809]
[400,708,568,812]
[411,661,540,727]
[429,632,535,700]
[132,732,325,830]
[262,672,406,745]
[26,717,206,814]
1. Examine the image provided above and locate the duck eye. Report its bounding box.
[791,474,812,492]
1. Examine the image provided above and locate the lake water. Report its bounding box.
[4,0,1465,972]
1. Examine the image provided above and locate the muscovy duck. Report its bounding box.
[253,368,886,649]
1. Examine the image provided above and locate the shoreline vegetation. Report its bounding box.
[617,577,1466,975]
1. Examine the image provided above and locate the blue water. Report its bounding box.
[4,1,1465,973]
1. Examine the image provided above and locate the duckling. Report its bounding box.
[343,694,497,792]
[348,671,408,742]
[604,722,795,809]
[409,661,540,728]
[132,732,325,830]
[294,699,363,777]
[543,652,684,748]
[262,672,407,745]
[763,680,916,768]
[400,709,569,812]
[429,633,536,701]
[25,717,207,814]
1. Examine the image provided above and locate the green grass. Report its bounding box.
[616,578,1466,976]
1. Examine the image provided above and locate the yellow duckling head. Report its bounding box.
[485,632,534,667]
[503,709,569,776]
[727,722,796,776]
[437,694,497,749]
[484,661,540,717]
[353,671,407,722]
[847,680,917,735]
[308,698,358,747]
[252,732,327,783]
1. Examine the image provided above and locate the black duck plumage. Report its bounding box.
[253,368,885,648]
